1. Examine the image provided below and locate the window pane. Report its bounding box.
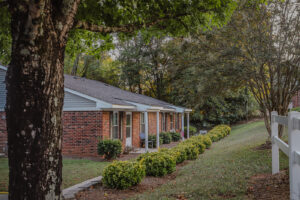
[141,113,145,123]
[126,115,130,125]
[113,126,118,139]
[141,124,145,133]
[113,113,118,125]
[126,127,131,138]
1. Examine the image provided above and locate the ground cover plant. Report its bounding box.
[102,124,231,189]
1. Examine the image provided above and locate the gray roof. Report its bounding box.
[64,74,183,109]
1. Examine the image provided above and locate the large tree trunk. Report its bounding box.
[6,1,79,199]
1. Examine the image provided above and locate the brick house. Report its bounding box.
[0,65,192,157]
[292,91,300,108]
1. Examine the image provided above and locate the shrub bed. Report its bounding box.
[137,152,176,176]
[160,132,172,144]
[170,131,181,142]
[101,124,231,190]
[148,135,162,148]
[102,161,145,189]
[97,139,122,159]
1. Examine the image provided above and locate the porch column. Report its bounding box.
[145,111,149,152]
[181,112,185,140]
[187,112,190,139]
[156,111,160,149]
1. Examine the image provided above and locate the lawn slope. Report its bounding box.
[133,121,289,200]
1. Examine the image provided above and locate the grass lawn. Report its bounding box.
[132,121,289,200]
[0,158,109,192]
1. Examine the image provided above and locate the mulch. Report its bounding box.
[73,161,189,200]
[247,170,289,200]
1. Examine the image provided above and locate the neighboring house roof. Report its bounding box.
[64,74,189,111]
[0,64,191,112]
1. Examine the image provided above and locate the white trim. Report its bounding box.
[0,65,7,71]
[63,107,101,111]
[112,104,136,109]
[185,109,193,112]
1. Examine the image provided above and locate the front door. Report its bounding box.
[126,112,132,147]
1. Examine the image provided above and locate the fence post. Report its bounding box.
[271,111,279,174]
[288,111,300,200]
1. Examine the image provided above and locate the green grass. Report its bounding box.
[132,121,289,200]
[0,158,109,192]
[291,107,300,112]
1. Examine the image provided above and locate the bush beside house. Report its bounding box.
[97,139,122,160]
[102,124,231,189]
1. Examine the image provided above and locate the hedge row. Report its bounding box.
[102,124,231,189]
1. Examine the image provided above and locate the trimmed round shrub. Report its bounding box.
[177,144,199,160]
[202,135,212,148]
[159,148,187,164]
[102,161,146,189]
[184,125,197,137]
[170,132,181,142]
[98,139,122,159]
[160,132,172,144]
[138,152,176,176]
[148,135,162,148]
[182,137,206,154]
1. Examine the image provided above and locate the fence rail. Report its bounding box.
[271,111,300,200]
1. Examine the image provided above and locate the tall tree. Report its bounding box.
[0,0,235,199]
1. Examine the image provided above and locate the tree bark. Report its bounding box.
[6,1,79,199]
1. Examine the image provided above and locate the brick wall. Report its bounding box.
[0,112,7,154]
[148,112,157,135]
[62,111,102,157]
[292,91,300,108]
[132,112,140,147]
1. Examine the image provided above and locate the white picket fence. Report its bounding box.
[271,111,300,200]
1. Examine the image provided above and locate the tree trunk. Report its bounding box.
[6,1,79,199]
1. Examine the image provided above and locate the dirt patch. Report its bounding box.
[73,161,189,200]
[254,141,272,150]
[247,170,289,200]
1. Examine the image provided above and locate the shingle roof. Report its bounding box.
[64,74,183,109]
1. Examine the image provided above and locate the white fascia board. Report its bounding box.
[124,101,151,111]
[169,105,185,113]
[184,108,193,113]
[111,104,136,109]
[0,65,7,71]
[64,88,112,109]
[160,108,176,112]
[63,107,101,111]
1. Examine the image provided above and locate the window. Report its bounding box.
[175,113,179,129]
[161,113,167,131]
[170,113,174,130]
[110,111,119,139]
[140,113,145,133]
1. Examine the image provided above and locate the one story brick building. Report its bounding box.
[0,65,192,157]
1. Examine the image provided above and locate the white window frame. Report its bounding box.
[111,111,119,139]
[140,112,145,133]
[170,113,174,130]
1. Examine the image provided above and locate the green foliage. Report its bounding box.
[159,148,187,164]
[97,139,122,160]
[176,143,199,160]
[0,7,11,65]
[148,135,162,148]
[207,125,231,142]
[202,135,213,149]
[137,152,176,177]
[159,132,172,144]
[291,107,300,112]
[170,132,181,142]
[102,161,146,189]
[184,125,197,137]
